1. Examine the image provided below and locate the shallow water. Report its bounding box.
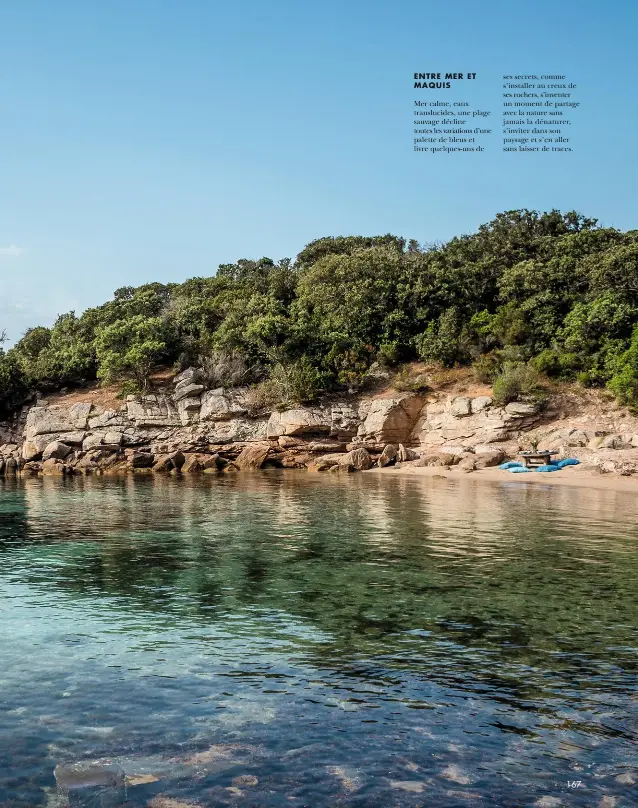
[0,472,637,807]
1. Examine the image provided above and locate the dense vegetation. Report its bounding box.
[1,209,638,414]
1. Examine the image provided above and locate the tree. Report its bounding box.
[95,316,167,391]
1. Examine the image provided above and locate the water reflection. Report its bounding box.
[0,472,637,806]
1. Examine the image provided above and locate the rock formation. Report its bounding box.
[2,370,638,477]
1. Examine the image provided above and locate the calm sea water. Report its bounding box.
[0,472,637,807]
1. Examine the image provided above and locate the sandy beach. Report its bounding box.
[366,462,638,493]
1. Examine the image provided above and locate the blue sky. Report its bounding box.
[1,0,637,344]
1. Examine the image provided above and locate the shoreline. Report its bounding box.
[365,462,638,493]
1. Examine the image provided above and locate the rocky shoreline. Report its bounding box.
[2,367,638,480]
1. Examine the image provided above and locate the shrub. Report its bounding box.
[393,366,430,393]
[607,326,638,410]
[473,351,503,383]
[376,341,401,367]
[243,379,282,413]
[269,357,327,404]
[492,362,546,405]
[199,350,258,389]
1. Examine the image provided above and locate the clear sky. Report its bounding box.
[1,0,637,344]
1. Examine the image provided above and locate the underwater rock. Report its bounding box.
[54,759,126,806]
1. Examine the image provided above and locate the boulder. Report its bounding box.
[599,434,632,450]
[57,431,86,446]
[415,452,458,467]
[129,451,154,469]
[201,454,222,471]
[358,394,425,444]
[174,382,205,401]
[152,451,185,472]
[276,451,312,468]
[180,453,221,473]
[470,396,492,413]
[4,457,17,475]
[41,458,66,475]
[377,444,397,467]
[181,454,204,473]
[42,441,73,461]
[173,366,199,385]
[346,447,373,470]
[103,431,123,447]
[235,442,271,470]
[472,449,504,468]
[82,434,104,452]
[397,443,419,462]
[505,402,540,416]
[310,453,343,471]
[22,461,42,474]
[450,397,472,417]
[329,462,354,473]
[22,440,42,461]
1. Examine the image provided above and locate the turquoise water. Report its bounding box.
[0,472,637,806]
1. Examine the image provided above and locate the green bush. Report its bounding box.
[0,349,29,414]
[472,351,503,383]
[393,366,430,393]
[607,326,638,410]
[269,357,327,405]
[492,362,546,406]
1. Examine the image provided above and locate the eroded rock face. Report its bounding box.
[25,403,92,438]
[267,408,332,438]
[8,370,638,478]
[417,395,543,449]
[200,389,247,422]
[207,418,268,444]
[126,395,181,427]
[358,394,425,444]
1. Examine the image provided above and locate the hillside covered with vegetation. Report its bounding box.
[1,209,638,415]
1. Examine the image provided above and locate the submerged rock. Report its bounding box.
[54,760,126,806]
[390,779,426,793]
[440,764,471,785]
